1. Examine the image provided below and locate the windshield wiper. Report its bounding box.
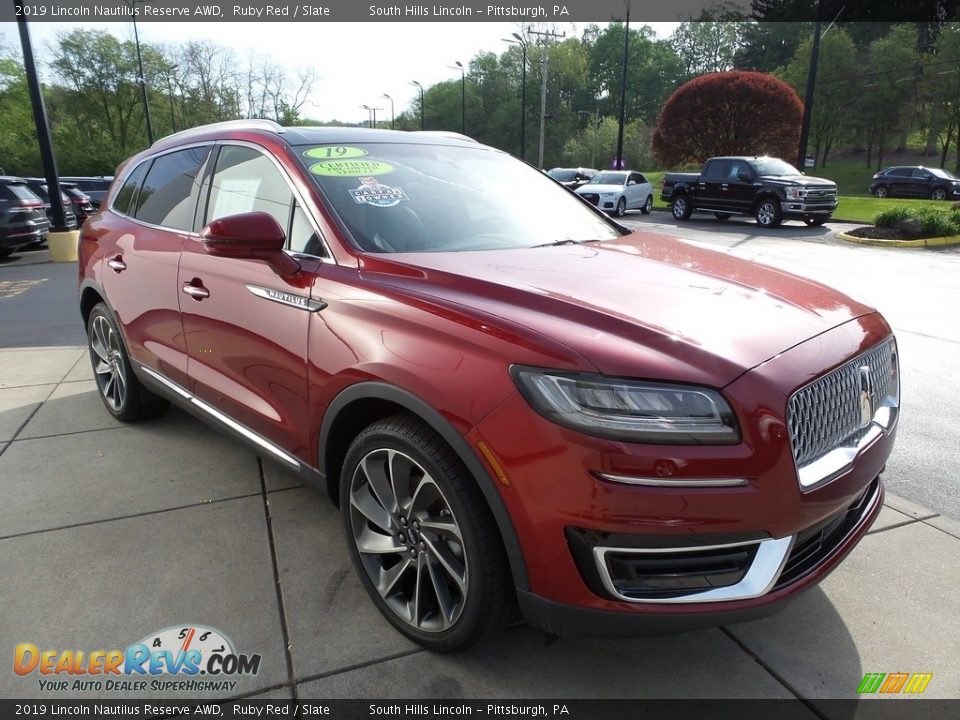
[531,239,584,248]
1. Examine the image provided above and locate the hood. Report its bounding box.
[759,174,835,187]
[360,232,875,388]
[576,183,623,194]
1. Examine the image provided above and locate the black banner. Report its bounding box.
[1,0,958,23]
[1,700,960,720]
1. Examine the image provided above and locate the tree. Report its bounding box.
[0,42,41,174]
[926,24,960,169]
[670,21,745,78]
[651,71,803,167]
[778,27,858,166]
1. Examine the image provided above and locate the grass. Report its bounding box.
[833,197,950,224]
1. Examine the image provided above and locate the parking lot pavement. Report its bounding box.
[2,243,958,704]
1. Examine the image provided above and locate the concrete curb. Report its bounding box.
[836,230,960,248]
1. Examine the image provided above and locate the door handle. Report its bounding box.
[107,256,126,273]
[182,281,210,300]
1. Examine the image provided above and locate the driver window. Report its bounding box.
[206,145,293,233]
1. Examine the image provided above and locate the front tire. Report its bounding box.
[873,186,889,199]
[671,195,692,220]
[615,197,627,217]
[641,196,653,215]
[86,303,169,422]
[803,216,828,227]
[340,414,511,652]
[932,187,947,201]
[755,198,783,228]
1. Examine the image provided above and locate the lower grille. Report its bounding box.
[774,477,879,589]
[580,193,599,206]
[604,545,757,600]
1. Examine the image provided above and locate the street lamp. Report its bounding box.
[410,80,424,130]
[503,34,527,161]
[449,61,466,134]
[614,0,631,170]
[126,0,155,145]
[382,93,395,130]
[361,104,373,127]
[164,63,179,133]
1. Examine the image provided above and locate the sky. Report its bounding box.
[0,21,677,123]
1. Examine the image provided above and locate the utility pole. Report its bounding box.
[797,0,825,170]
[615,1,630,170]
[15,0,66,230]
[503,33,528,160]
[529,27,565,170]
[127,0,154,145]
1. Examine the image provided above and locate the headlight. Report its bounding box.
[510,367,740,444]
[600,192,616,197]
[785,188,807,200]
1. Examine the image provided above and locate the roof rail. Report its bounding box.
[152,119,285,147]
[415,130,478,143]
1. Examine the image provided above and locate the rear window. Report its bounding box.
[548,169,578,181]
[134,146,210,230]
[3,184,41,203]
[112,163,147,215]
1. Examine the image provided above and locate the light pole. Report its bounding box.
[797,0,826,170]
[165,63,179,133]
[577,108,600,169]
[449,61,465,134]
[126,0,154,145]
[410,80,424,130]
[361,104,373,127]
[614,0,630,170]
[503,33,528,160]
[382,94,395,130]
[528,28,565,170]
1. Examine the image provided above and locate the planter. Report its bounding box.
[48,230,80,262]
[836,229,960,248]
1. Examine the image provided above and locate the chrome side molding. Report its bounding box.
[245,284,327,312]
[597,473,748,488]
[138,365,302,469]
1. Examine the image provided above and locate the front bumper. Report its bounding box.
[781,200,837,218]
[470,314,896,633]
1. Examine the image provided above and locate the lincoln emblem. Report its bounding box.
[858,366,874,428]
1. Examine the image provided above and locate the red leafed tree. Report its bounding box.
[652,71,803,167]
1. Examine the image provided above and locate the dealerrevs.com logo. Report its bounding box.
[14,625,261,693]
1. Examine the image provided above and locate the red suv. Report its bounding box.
[79,121,899,651]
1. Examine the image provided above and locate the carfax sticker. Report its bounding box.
[309,159,395,177]
[349,177,409,207]
[303,146,368,160]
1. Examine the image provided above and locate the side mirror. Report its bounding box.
[200,211,299,276]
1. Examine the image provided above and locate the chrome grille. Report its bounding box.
[787,340,898,472]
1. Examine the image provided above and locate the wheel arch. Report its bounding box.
[751,190,782,213]
[80,280,107,328]
[319,381,530,591]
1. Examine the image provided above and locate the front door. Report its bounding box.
[178,143,321,463]
[724,159,757,214]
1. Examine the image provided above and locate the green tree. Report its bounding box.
[778,27,858,166]
[670,21,745,78]
[0,43,41,175]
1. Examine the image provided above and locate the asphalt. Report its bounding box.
[1,230,958,706]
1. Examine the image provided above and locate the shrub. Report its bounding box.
[915,208,960,237]
[874,207,913,229]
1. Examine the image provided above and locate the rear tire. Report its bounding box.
[0,248,12,259]
[671,195,692,221]
[755,198,783,228]
[803,216,828,227]
[86,303,169,422]
[340,413,511,652]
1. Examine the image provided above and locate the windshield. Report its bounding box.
[751,158,801,176]
[547,169,578,181]
[590,172,627,185]
[931,168,958,180]
[297,143,621,253]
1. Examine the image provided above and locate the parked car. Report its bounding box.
[22,178,78,231]
[575,170,654,216]
[79,121,897,651]
[0,176,50,258]
[869,166,960,200]
[59,182,96,224]
[662,156,838,227]
[547,167,597,190]
[60,176,114,209]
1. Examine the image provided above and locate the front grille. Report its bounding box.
[580,193,599,206]
[787,340,898,472]
[804,187,837,200]
[774,477,879,589]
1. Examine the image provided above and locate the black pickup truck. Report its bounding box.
[661,156,837,228]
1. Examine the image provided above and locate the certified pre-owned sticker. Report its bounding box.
[309,159,395,177]
[303,146,368,160]
[349,177,409,207]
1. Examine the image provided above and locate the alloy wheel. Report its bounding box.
[90,314,126,412]
[932,188,946,200]
[875,187,888,198]
[672,197,686,219]
[757,202,775,226]
[348,448,468,633]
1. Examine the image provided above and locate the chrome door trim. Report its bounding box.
[245,284,326,312]
[138,364,301,469]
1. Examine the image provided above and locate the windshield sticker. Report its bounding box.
[303,146,368,160]
[349,177,409,208]
[309,159,395,177]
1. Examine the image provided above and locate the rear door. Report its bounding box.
[177,142,322,462]
[888,168,913,196]
[698,159,732,210]
[102,145,212,390]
